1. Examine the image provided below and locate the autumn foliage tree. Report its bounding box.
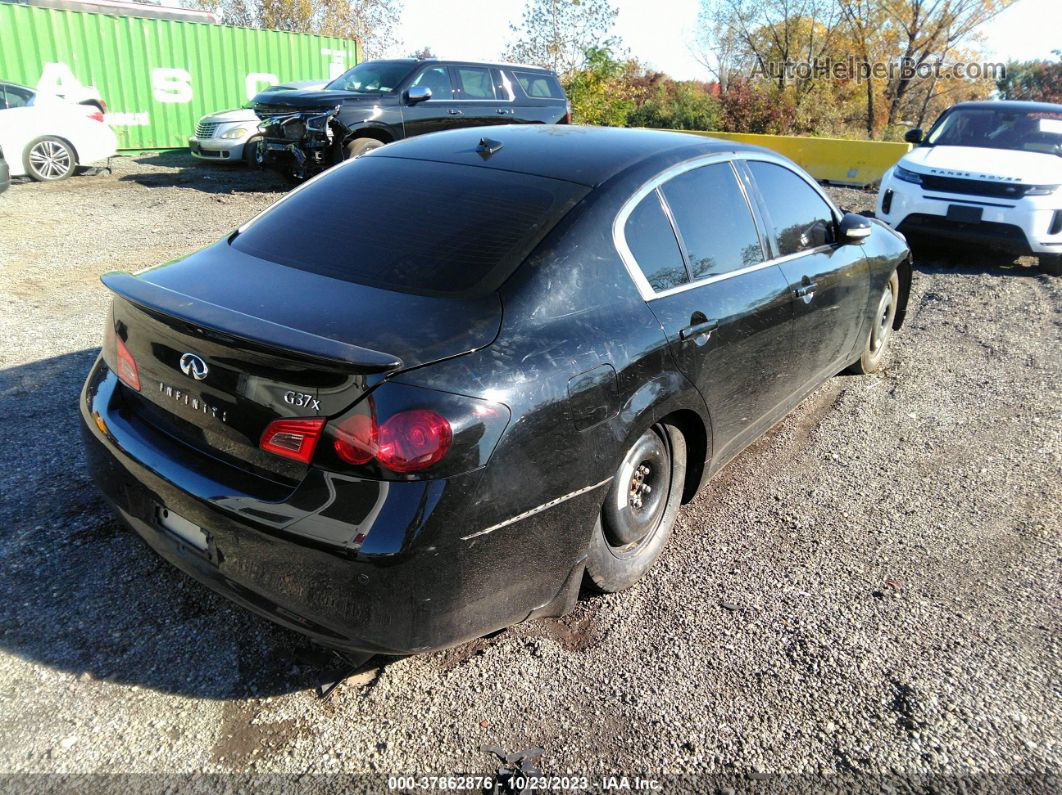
[695,0,1018,139]
[185,0,403,58]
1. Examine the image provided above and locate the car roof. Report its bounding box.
[361,58,556,74]
[947,100,1062,114]
[371,125,764,187]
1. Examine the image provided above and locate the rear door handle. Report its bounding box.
[679,319,718,340]
[448,109,464,116]
[795,281,817,301]
[496,108,514,115]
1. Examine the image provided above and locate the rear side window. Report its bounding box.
[514,71,565,99]
[624,190,688,292]
[2,84,33,109]
[455,67,495,99]
[659,163,764,280]
[747,161,835,256]
[232,157,588,298]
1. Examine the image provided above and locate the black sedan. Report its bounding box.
[81,125,912,656]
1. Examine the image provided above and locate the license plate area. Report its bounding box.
[156,505,208,552]
[946,204,983,223]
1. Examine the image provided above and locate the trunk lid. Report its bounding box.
[104,244,501,482]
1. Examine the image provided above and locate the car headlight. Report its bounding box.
[893,165,923,185]
[1024,184,1059,196]
[221,127,250,140]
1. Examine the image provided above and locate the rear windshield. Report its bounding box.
[513,70,566,100]
[231,156,587,297]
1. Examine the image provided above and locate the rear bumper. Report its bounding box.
[0,157,8,194]
[80,356,596,654]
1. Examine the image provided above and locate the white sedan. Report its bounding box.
[0,82,117,181]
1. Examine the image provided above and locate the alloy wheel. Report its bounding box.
[29,140,73,180]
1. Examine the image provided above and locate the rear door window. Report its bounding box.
[623,190,689,292]
[746,161,835,256]
[659,162,765,280]
[454,67,495,99]
[232,156,588,298]
[513,71,565,99]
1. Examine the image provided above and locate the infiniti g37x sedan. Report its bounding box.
[81,126,912,655]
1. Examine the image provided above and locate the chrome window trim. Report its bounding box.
[613,150,842,302]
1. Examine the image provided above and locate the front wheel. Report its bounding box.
[586,423,686,593]
[242,135,262,167]
[847,270,899,375]
[344,137,384,160]
[24,136,76,181]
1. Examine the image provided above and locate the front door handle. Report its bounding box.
[679,319,718,340]
[795,281,817,302]
[448,108,464,115]
[496,108,515,115]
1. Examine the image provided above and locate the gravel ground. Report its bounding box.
[0,154,1059,789]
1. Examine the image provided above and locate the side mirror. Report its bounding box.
[839,212,873,242]
[406,86,432,104]
[904,128,923,144]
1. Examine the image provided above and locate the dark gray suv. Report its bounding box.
[252,59,570,180]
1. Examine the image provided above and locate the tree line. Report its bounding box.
[505,0,1060,140]
[185,0,1061,140]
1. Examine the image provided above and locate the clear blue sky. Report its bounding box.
[392,0,1059,79]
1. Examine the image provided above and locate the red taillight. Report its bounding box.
[565,100,572,124]
[333,409,452,473]
[260,417,326,464]
[378,410,452,473]
[333,414,376,465]
[86,109,105,123]
[115,335,141,392]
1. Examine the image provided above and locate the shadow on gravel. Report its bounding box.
[118,151,290,195]
[910,244,1044,278]
[0,350,343,699]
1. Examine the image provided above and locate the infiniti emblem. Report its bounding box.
[179,353,209,381]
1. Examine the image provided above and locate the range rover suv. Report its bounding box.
[251,58,570,180]
[876,100,1062,276]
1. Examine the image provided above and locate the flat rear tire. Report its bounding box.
[586,423,686,593]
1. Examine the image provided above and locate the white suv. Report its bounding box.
[876,100,1062,276]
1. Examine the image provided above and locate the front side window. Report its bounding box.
[624,190,689,292]
[409,66,454,99]
[747,161,835,257]
[455,67,494,99]
[326,61,416,94]
[659,163,764,280]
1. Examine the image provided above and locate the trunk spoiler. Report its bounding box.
[101,271,402,373]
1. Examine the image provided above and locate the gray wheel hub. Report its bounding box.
[604,429,670,548]
[870,280,895,355]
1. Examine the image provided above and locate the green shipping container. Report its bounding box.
[0,3,358,149]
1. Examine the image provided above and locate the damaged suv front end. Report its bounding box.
[255,103,349,180]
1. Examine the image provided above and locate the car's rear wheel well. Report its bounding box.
[658,409,708,504]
